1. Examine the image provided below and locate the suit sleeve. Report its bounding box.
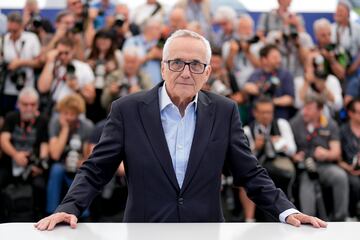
[226,102,295,220]
[55,101,125,217]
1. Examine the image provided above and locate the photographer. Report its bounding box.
[85,29,122,123]
[123,17,163,85]
[42,10,89,61]
[46,94,94,214]
[290,95,348,221]
[22,0,54,38]
[0,12,41,118]
[37,37,95,117]
[0,87,49,219]
[266,27,313,78]
[89,0,116,30]
[101,46,152,109]
[256,0,305,38]
[241,97,296,222]
[295,50,343,117]
[314,18,348,82]
[223,15,262,88]
[339,98,360,218]
[211,6,237,49]
[244,44,295,119]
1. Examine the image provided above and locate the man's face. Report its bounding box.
[61,109,78,125]
[161,37,211,102]
[302,102,321,123]
[335,4,349,24]
[210,54,222,72]
[254,102,274,126]
[124,54,139,76]
[57,14,76,31]
[218,20,233,34]
[236,19,253,39]
[67,0,83,15]
[349,102,360,125]
[144,22,162,41]
[57,44,74,65]
[18,95,38,121]
[7,21,22,37]
[169,11,187,31]
[262,49,282,71]
[316,27,331,47]
[278,0,292,9]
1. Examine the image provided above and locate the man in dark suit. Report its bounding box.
[35,29,326,230]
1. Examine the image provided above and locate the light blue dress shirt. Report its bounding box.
[158,84,299,222]
[159,84,197,188]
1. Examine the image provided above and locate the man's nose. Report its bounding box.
[180,64,191,77]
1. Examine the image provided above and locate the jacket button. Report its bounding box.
[178,197,184,205]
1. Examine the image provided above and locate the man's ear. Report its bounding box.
[161,61,166,80]
[203,65,212,84]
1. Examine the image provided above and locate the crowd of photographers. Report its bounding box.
[0,0,360,223]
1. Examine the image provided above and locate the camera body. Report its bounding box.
[236,35,260,52]
[9,68,27,90]
[65,134,82,173]
[22,154,49,181]
[114,14,126,28]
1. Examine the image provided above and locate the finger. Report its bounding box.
[286,215,301,227]
[47,213,65,231]
[67,215,78,229]
[35,218,50,231]
[315,217,328,228]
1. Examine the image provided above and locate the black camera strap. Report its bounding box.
[12,39,25,59]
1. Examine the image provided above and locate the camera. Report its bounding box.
[235,35,260,52]
[312,54,329,80]
[208,78,231,96]
[352,153,360,171]
[114,14,126,28]
[31,14,42,28]
[304,157,319,179]
[156,36,167,49]
[9,68,27,90]
[22,154,49,181]
[65,134,82,173]
[66,63,76,80]
[261,76,280,97]
[70,20,84,34]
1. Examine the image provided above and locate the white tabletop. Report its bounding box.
[0,222,357,240]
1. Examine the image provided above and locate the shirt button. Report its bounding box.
[177,145,183,149]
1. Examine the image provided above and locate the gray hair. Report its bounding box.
[214,5,237,22]
[162,29,212,64]
[235,14,254,29]
[123,46,142,58]
[18,87,39,103]
[313,18,331,34]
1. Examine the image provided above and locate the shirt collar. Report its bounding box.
[159,82,198,112]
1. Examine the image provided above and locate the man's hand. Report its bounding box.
[314,146,329,161]
[13,151,30,167]
[286,213,327,228]
[34,212,78,231]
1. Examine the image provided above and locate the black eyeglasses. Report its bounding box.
[165,59,207,74]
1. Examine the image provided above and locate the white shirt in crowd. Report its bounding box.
[244,119,297,157]
[294,74,343,117]
[51,60,95,102]
[3,31,41,96]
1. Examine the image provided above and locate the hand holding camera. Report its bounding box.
[13,151,30,167]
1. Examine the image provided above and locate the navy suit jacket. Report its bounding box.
[56,82,295,222]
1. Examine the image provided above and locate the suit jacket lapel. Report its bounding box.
[138,83,180,192]
[181,91,215,193]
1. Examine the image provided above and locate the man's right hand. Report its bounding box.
[13,151,30,167]
[34,212,78,231]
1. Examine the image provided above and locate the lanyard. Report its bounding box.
[11,38,25,59]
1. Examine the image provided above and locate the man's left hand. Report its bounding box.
[286,213,327,228]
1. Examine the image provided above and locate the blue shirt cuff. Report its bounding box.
[279,208,300,223]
